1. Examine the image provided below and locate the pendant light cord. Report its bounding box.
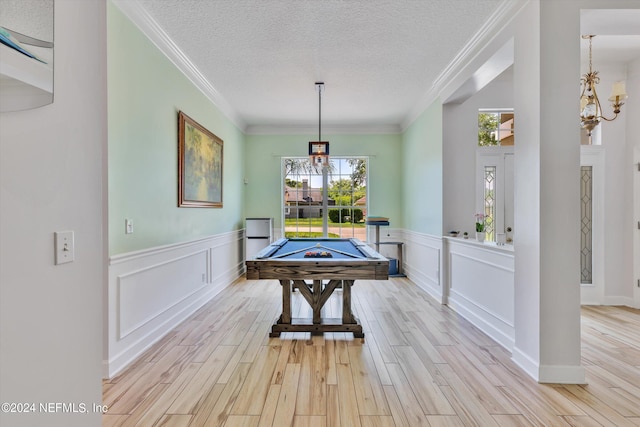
[318,84,322,143]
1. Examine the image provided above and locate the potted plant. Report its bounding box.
[474,213,486,242]
[463,232,468,239]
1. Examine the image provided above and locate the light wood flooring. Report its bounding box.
[103,278,640,426]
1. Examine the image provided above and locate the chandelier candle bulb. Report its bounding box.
[609,81,628,114]
[610,81,626,98]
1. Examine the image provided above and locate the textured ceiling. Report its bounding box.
[0,0,54,41]
[125,2,640,132]
[132,0,503,131]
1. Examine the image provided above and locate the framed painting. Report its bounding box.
[178,111,223,208]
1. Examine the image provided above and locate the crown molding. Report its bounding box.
[113,0,530,136]
[401,0,529,131]
[245,123,402,136]
[111,0,246,132]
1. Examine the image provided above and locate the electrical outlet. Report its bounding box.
[125,219,134,234]
[54,231,74,265]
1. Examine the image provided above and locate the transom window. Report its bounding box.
[478,110,514,146]
[283,157,368,240]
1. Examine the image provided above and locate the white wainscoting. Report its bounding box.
[397,230,444,303]
[444,238,515,351]
[105,230,244,378]
[383,232,514,352]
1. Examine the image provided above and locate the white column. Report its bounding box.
[512,0,585,383]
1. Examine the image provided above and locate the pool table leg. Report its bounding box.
[343,279,364,338]
[271,279,292,337]
[312,280,322,326]
[270,278,364,339]
[342,280,359,326]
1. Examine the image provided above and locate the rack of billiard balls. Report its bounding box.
[304,250,333,258]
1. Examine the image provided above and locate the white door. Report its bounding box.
[476,147,514,242]
[504,153,514,238]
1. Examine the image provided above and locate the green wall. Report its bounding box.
[401,101,443,235]
[244,133,402,231]
[108,0,446,254]
[108,2,245,255]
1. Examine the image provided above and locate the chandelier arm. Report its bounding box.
[591,82,619,122]
[599,113,619,122]
[592,83,603,117]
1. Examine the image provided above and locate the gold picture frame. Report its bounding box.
[178,111,223,208]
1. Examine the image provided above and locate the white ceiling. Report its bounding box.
[118,2,640,133]
[581,9,640,65]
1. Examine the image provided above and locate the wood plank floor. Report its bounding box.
[103,278,640,426]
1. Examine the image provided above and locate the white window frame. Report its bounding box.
[478,109,514,147]
[281,156,369,240]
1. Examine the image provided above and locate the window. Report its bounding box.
[476,148,513,243]
[580,146,604,299]
[283,157,368,240]
[483,166,496,241]
[580,166,593,284]
[478,110,514,146]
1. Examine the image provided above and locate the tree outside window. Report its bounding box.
[478,111,514,146]
[283,157,368,240]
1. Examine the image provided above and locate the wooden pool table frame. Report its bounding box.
[245,238,389,338]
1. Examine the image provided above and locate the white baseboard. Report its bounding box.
[538,364,586,384]
[511,346,539,381]
[448,290,514,351]
[581,295,637,308]
[512,344,586,384]
[602,295,636,307]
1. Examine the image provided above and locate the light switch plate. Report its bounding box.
[125,219,133,234]
[54,231,74,265]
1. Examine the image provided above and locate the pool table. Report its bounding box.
[246,238,389,338]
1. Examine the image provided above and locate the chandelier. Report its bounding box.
[309,82,329,167]
[580,35,628,138]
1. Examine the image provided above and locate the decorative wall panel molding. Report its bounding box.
[401,230,443,303]
[106,230,243,378]
[445,238,515,350]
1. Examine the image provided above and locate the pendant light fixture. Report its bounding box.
[309,82,329,167]
[580,35,628,138]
